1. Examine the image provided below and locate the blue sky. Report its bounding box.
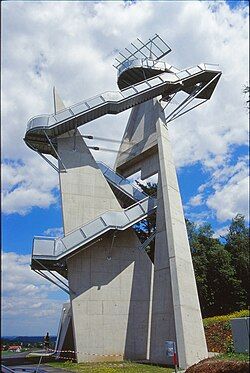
[1,0,249,336]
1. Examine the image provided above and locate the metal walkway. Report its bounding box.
[24,63,221,155]
[97,161,147,202]
[31,194,156,267]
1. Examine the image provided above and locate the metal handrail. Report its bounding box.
[25,64,221,154]
[32,195,156,261]
[97,161,147,199]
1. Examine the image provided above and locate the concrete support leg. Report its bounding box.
[150,122,208,369]
[67,230,153,362]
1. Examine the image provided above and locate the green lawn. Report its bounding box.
[1,350,27,356]
[1,349,32,357]
[215,352,249,362]
[1,350,17,356]
[47,361,175,372]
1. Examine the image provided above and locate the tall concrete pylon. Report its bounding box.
[115,98,208,369]
[56,130,154,362]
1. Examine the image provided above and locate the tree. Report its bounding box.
[133,181,249,316]
[225,214,250,307]
[186,219,244,316]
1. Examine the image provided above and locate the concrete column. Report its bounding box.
[67,230,153,362]
[150,121,208,368]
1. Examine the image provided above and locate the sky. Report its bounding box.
[1,0,249,336]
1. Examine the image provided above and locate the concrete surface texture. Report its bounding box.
[55,97,207,369]
[230,317,249,353]
[57,130,122,235]
[57,129,154,362]
[67,229,153,362]
[116,98,208,369]
[115,98,164,180]
[150,117,208,368]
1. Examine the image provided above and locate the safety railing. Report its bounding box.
[97,161,147,201]
[26,69,179,132]
[32,196,156,261]
[117,57,180,76]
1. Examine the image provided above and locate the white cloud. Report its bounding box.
[189,194,204,207]
[204,155,249,221]
[44,227,63,237]
[1,251,68,335]
[207,174,249,221]
[2,157,58,215]
[184,211,211,226]
[185,156,249,223]
[1,0,249,215]
[213,225,229,238]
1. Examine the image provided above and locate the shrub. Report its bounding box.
[203,309,249,327]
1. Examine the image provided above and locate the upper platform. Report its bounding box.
[117,58,180,89]
[114,34,177,89]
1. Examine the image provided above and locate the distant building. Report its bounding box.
[8,345,21,352]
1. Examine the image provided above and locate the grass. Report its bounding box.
[1,350,17,356]
[214,352,249,362]
[47,361,175,372]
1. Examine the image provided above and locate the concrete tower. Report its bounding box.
[25,34,221,369]
[115,97,207,367]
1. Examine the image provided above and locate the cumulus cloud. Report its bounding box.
[2,157,59,215]
[207,174,249,221]
[1,251,68,335]
[1,0,249,216]
[189,194,204,207]
[205,155,249,221]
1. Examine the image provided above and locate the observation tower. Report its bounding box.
[24,34,221,369]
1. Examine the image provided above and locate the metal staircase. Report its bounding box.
[24,63,221,156]
[97,161,147,202]
[31,195,156,269]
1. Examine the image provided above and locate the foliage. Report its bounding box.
[203,309,249,327]
[133,182,249,317]
[224,214,250,309]
[185,215,249,316]
[204,319,233,353]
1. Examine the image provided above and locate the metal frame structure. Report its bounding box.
[113,34,172,70]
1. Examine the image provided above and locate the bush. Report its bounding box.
[203,309,249,327]
[203,309,249,353]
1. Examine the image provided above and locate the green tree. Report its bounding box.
[225,214,250,307]
[133,181,249,316]
[185,219,244,316]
